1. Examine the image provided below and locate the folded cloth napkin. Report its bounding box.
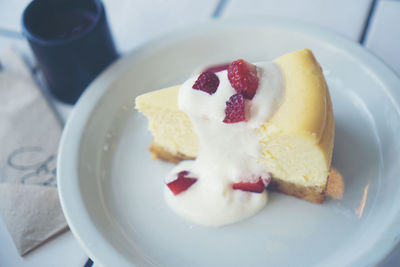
[0,46,67,255]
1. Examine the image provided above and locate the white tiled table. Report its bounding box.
[0,0,399,266]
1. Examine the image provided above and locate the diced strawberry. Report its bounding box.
[192,71,219,95]
[203,63,229,73]
[223,93,246,123]
[167,171,198,195]
[232,177,271,193]
[227,59,259,99]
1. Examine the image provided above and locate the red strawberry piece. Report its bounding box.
[167,171,198,195]
[227,59,259,99]
[192,71,220,95]
[203,63,230,73]
[223,93,246,123]
[232,177,271,193]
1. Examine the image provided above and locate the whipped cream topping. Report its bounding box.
[165,62,284,226]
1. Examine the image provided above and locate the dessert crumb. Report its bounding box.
[326,168,344,199]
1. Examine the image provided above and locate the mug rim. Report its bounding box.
[21,0,103,46]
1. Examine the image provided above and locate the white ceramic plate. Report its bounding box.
[58,18,400,267]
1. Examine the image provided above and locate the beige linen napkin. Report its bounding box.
[0,46,67,255]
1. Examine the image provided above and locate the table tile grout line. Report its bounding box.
[84,258,93,267]
[31,72,66,127]
[359,0,379,44]
[0,28,23,39]
[212,0,229,18]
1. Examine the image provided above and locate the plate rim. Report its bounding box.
[57,16,400,266]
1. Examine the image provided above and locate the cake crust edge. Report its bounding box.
[268,178,325,203]
[149,143,195,163]
[149,142,327,203]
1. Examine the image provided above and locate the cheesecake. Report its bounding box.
[135,49,334,225]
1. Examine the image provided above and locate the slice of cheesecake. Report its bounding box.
[136,49,334,203]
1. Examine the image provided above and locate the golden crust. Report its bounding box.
[149,143,195,163]
[149,142,328,203]
[268,178,326,203]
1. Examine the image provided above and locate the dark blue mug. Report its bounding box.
[22,0,118,104]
